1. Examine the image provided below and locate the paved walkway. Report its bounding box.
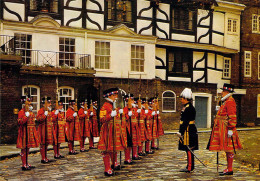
[0,130,260,180]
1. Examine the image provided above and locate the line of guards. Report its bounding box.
[16,87,164,176]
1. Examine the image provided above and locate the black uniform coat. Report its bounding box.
[178,102,198,151]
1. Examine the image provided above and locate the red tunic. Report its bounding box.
[52,110,66,144]
[208,96,242,152]
[123,107,141,147]
[17,108,39,149]
[98,101,127,152]
[78,107,90,138]
[37,108,56,145]
[145,109,153,141]
[66,107,81,141]
[88,108,100,137]
[138,109,148,142]
[153,113,164,138]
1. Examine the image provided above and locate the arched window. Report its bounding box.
[22,85,40,114]
[59,86,74,111]
[162,90,176,112]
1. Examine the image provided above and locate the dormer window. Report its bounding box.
[30,0,59,13]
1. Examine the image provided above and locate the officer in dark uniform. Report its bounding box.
[177,88,198,173]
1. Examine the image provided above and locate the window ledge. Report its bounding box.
[162,110,176,113]
[96,69,113,73]
[129,72,146,75]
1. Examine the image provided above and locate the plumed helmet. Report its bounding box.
[180,88,192,100]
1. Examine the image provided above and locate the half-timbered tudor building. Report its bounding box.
[0,0,246,143]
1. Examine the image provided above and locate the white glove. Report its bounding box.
[157,110,159,114]
[25,112,30,117]
[176,132,182,138]
[152,111,155,116]
[111,110,117,117]
[73,112,77,117]
[131,104,136,108]
[44,111,48,116]
[90,112,93,116]
[55,110,59,115]
[119,109,123,114]
[137,109,141,113]
[228,130,233,137]
[48,107,52,111]
[145,110,148,114]
[128,111,132,117]
[84,111,87,115]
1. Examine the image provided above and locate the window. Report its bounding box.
[223,58,231,79]
[131,45,144,72]
[107,0,133,24]
[30,0,59,13]
[252,14,260,33]
[258,52,260,80]
[258,94,260,118]
[168,48,192,77]
[95,41,110,69]
[14,33,32,65]
[59,87,74,111]
[244,51,251,77]
[172,7,196,34]
[59,37,75,67]
[227,19,237,33]
[22,85,40,115]
[162,91,176,112]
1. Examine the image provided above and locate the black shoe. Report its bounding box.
[69,151,78,155]
[28,165,35,169]
[151,147,159,150]
[59,155,65,158]
[104,171,114,176]
[21,166,31,171]
[179,168,192,173]
[138,152,146,156]
[41,160,49,164]
[80,149,89,152]
[54,156,61,159]
[145,150,154,154]
[219,171,233,176]
[111,165,121,170]
[124,160,134,164]
[132,156,141,160]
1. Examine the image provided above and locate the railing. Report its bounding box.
[0,35,17,55]
[25,50,91,69]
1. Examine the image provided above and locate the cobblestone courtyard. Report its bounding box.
[0,130,260,181]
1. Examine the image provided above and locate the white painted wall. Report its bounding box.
[137,0,152,18]
[212,33,224,46]
[137,20,153,35]
[193,51,205,68]
[86,13,104,30]
[213,12,225,33]
[193,71,205,83]
[224,12,240,50]
[65,0,82,8]
[156,22,169,39]
[4,2,25,22]
[208,53,215,68]
[172,33,195,42]
[197,27,209,43]
[157,3,169,20]
[87,0,104,11]
[198,9,210,26]
[64,10,82,28]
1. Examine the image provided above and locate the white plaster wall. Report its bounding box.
[87,0,104,11]
[208,53,215,68]
[86,13,104,30]
[155,48,166,66]
[224,13,240,50]
[155,69,166,80]
[213,12,225,33]
[137,0,152,18]
[193,71,205,83]
[208,69,230,88]
[4,2,25,22]
[65,0,82,8]
[197,9,210,26]
[168,77,191,82]
[197,27,209,43]
[64,10,82,28]
[193,51,205,68]
[137,20,153,35]
[171,33,195,42]
[212,33,224,46]
[156,22,169,39]
[216,54,223,70]
[157,3,169,20]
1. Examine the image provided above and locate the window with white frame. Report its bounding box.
[95,41,110,69]
[252,14,260,33]
[131,45,144,72]
[59,86,74,111]
[59,37,75,67]
[223,58,231,79]
[244,51,252,77]
[258,52,260,80]
[257,94,260,118]
[227,19,238,33]
[22,85,40,114]
[14,33,32,65]
[162,91,176,112]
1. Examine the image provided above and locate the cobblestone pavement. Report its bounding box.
[0,130,259,181]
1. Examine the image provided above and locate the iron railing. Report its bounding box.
[0,35,17,55]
